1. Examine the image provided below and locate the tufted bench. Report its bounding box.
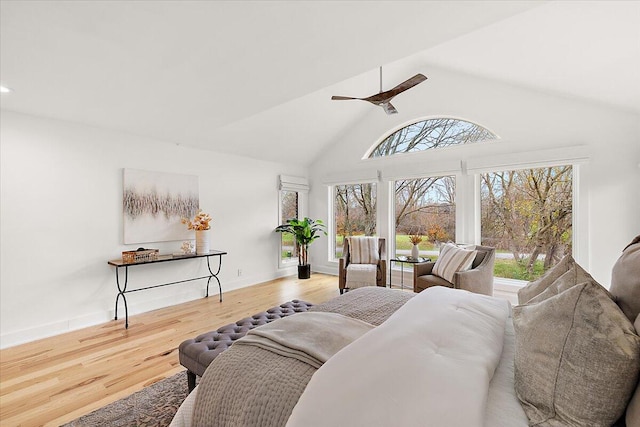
[178,299,313,391]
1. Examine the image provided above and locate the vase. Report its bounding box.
[195,230,210,255]
[411,244,420,259]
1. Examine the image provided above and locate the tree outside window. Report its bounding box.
[481,166,573,280]
[280,191,299,263]
[394,176,455,259]
[334,183,377,259]
[370,118,496,157]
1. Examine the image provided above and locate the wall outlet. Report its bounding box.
[237,269,242,276]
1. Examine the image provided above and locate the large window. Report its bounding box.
[369,118,497,158]
[279,190,299,264]
[481,165,573,280]
[394,176,455,259]
[329,118,582,290]
[333,183,377,259]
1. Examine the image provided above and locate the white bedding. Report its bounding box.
[484,317,528,426]
[287,286,511,427]
[170,288,529,427]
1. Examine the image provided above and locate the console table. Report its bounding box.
[108,250,227,329]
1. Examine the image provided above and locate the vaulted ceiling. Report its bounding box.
[1,1,638,165]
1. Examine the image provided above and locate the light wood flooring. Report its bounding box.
[0,273,340,427]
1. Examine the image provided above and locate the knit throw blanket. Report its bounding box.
[234,312,374,368]
[345,264,377,289]
[191,287,413,427]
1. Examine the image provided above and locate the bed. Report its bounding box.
[170,239,640,427]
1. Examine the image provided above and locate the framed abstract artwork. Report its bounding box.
[123,169,199,244]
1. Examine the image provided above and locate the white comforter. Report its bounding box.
[286,287,511,427]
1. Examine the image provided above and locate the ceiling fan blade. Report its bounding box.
[382,102,398,115]
[387,73,428,95]
[331,95,363,101]
[332,71,426,114]
[370,73,427,102]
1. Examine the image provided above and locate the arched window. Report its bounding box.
[369,117,497,158]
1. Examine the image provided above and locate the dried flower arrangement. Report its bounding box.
[181,209,212,231]
[409,234,424,245]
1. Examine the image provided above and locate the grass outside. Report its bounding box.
[336,234,438,251]
[281,234,295,245]
[494,258,545,281]
[335,234,548,281]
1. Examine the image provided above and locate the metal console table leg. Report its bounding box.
[114,266,130,328]
[109,250,228,329]
[205,255,223,302]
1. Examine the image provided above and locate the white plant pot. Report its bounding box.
[195,230,210,255]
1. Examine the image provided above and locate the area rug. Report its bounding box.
[62,370,190,427]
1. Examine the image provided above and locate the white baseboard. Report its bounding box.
[312,264,338,276]
[0,267,521,349]
[0,271,288,350]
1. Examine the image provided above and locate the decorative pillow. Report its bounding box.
[432,243,477,283]
[513,280,640,426]
[525,262,593,305]
[610,237,640,323]
[626,315,640,426]
[517,254,575,304]
[348,237,379,265]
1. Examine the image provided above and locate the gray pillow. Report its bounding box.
[513,280,640,426]
[626,315,640,426]
[526,262,593,305]
[610,239,640,323]
[517,254,574,305]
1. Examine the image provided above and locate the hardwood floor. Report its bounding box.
[0,273,340,427]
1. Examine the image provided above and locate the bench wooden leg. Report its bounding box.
[187,370,197,393]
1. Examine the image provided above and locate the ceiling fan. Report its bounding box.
[331,67,427,115]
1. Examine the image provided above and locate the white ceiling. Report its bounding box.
[1,1,639,165]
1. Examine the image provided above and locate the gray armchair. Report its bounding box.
[413,245,496,296]
[339,237,386,294]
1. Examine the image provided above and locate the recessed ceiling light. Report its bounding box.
[0,86,13,93]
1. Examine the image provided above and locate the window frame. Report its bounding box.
[383,164,583,289]
[277,190,300,268]
[277,175,309,270]
[478,164,575,282]
[328,180,378,263]
[358,119,588,288]
[389,174,458,264]
[363,116,499,160]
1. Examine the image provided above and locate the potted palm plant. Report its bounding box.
[275,217,327,279]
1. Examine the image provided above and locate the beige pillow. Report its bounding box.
[626,315,640,426]
[526,263,593,305]
[517,254,574,304]
[513,281,640,426]
[432,243,477,283]
[610,239,640,323]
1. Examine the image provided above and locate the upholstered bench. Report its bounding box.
[178,299,314,391]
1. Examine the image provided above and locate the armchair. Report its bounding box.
[339,237,386,294]
[413,244,495,296]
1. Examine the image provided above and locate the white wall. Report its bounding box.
[308,66,640,287]
[0,111,305,348]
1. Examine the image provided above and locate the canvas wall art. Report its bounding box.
[123,169,199,244]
